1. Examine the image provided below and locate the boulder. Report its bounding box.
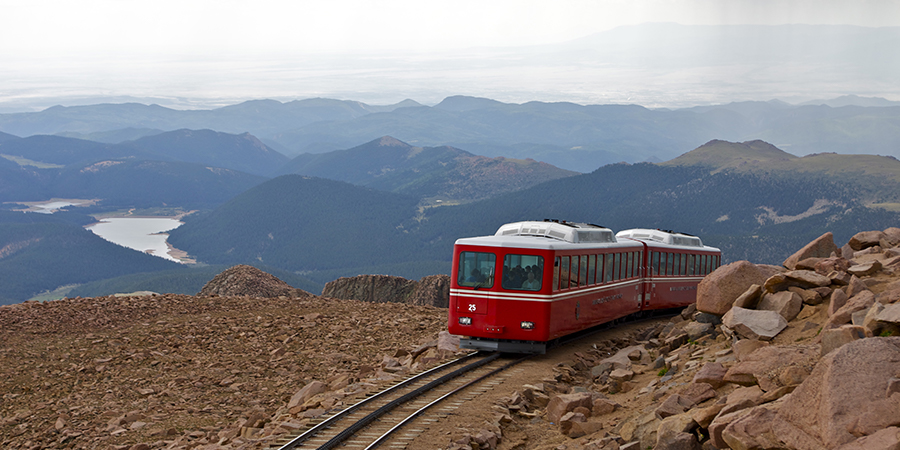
[820,324,868,356]
[721,406,787,450]
[814,256,851,275]
[287,381,326,411]
[777,337,900,448]
[546,392,593,423]
[763,270,831,293]
[724,345,818,390]
[783,232,840,270]
[848,230,887,251]
[835,426,900,450]
[788,286,825,305]
[692,362,728,388]
[696,261,773,316]
[824,290,876,331]
[722,307,788,341]
[732,284,762,309]
[876,302,900,325]
[655,413,700,450]
[678,382,716,406]
[757,291,803,322]
[847,261,882,277]
[829,288,850,316]
[655,394,693,419]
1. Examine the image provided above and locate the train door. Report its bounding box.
[637,242,651,311]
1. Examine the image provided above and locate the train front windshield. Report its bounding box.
[457,251,496,288]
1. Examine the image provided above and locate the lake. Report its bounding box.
[86,217,188,263]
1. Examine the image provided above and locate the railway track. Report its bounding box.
[267,351,528,450]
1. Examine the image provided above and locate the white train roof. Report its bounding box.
[455,221,641,251]
[616,228,719,251]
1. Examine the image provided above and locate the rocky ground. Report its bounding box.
[3,230,900,450]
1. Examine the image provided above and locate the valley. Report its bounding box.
[1,96,900,304]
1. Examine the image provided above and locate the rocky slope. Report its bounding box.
[322,274,451,307]
[3,228,900,450]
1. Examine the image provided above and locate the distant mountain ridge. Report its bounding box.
[664,139,900,204]
[2,94,900,172]
[279,136,577,202]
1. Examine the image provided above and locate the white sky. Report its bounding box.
[1,0,899,109]
[3,0,897,56]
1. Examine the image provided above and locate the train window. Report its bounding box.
[701,255,708,275]
[626,252,633,278]
[553,257,560,290]
[559,256,570,289]
[580,256,588,287]
[667,253,674,276]
[502,254,544,291]
[571,256,580,286]
[598,254,606,283]
[651,252,659,276]
[615,253,623,280]
[674,253,681,275]
[588,255,597,285]
[636,252,642,277]
[457,252,496,288]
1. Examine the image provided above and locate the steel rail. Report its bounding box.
[363,354,530,450]
[315,351,502,450]
[274,351,485,450]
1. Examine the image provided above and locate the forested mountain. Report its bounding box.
[0,130,288,176]
[278,136,577,201]
[2,96,900,172]
[169,140,900,284]
[128,129,288,176]
[167,175,422,273]
[0,211,180,305]
[56,128,164,143]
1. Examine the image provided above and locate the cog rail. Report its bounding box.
[269,350,525,450]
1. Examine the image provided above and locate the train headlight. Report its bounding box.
[520,321,535,330]
[459,317,472,325]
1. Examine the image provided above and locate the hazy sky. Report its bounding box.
[2,0,899,109]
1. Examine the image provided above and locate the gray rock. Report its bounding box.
[758,291,803,322]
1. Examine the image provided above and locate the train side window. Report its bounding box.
[625,252,633,278]
[457,251,496,288]
[701,255,708,275]
[599,254,607,283]
[651,252,659,276]
[553,257,560,290]
[588,255,597,285]
[615,253,623,280]
[560,256,570,289]
[636,252,643,277]
[666,253,674,276]
[502,254,544,291]
[578,255,589,286]
[689,254,696,275]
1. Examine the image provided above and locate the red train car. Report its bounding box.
[447,221,721,353]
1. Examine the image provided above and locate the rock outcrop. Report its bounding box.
[198,264,310,298]
[322,274,450,307]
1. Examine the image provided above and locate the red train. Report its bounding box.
[447,220,721,353]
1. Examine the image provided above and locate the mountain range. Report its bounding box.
[2,95,900,172]
[167,139,900,287]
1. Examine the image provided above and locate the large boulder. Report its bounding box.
[722,306,788,341]
[697,261,774,316]
[783,232,839,270]
[757,291,803,322]
[723,344,818,390]
[848,230,887,251]
[777,337,900,448]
